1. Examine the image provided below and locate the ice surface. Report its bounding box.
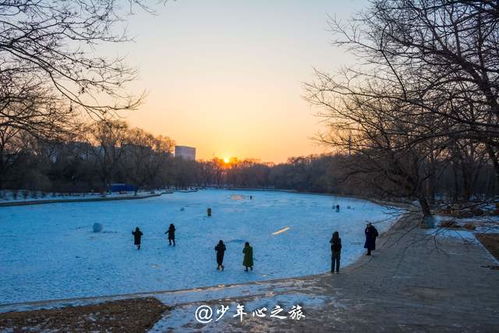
[0,190,400,304]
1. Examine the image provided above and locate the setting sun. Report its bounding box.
[223,157,230,164]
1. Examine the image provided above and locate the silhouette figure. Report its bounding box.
[132,227,143,250]
[243,242,254,272]
[215,240,226,271]
[364,222,379,255]
[166,224,176,246]
[329,231,342,273]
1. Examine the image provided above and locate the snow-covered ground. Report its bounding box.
[434,214,499,232]
[0,190,401,304]
[426,214,499,264]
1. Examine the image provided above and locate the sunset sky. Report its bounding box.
[116,0,367,163]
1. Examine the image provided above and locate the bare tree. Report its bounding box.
[324,0,498,184]
[124,127,174,191]
[0,123,24,188]
[305,0,498,220]
[87,119,129,191]
[0,0,153,119]
[306,76,440,216]
[0,72,80,189]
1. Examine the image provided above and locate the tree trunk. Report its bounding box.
[418,195,435,228]
[452,162,459,202]
[418,195,432,217]
[461,162,472,201]
[486,144,499,195]
[427,175,436,204]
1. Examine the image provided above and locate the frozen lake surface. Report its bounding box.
[0,190,400,304]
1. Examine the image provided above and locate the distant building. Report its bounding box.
[175,146,196,161]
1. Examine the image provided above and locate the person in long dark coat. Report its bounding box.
[132,227,143,250]
[166,224,175,246]
[215,240,226,271]
[242,242,253,272]
[364,222,379,255]
[329,231,342,273]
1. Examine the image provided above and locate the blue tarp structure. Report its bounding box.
[109,183,137,192]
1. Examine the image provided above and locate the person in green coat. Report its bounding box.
[242,242,253,271]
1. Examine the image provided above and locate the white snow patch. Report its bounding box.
[1,189,401,304]
[427,228,478,242]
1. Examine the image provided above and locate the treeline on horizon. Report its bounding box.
[1,1,498,218]
[0,118,495,205]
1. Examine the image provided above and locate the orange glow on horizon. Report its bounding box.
[119,1,346,163]
[216,156,239,168]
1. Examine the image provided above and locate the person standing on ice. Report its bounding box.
[242,242,254,271]
[166,224,176,246]
[215,240,226,271]
[330,231,342,273]
[132,227,143,250]
[364,222,379,255]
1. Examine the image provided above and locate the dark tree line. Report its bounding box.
[221,154,495,202]
[1,123,495,203]
[0,119,175,192]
